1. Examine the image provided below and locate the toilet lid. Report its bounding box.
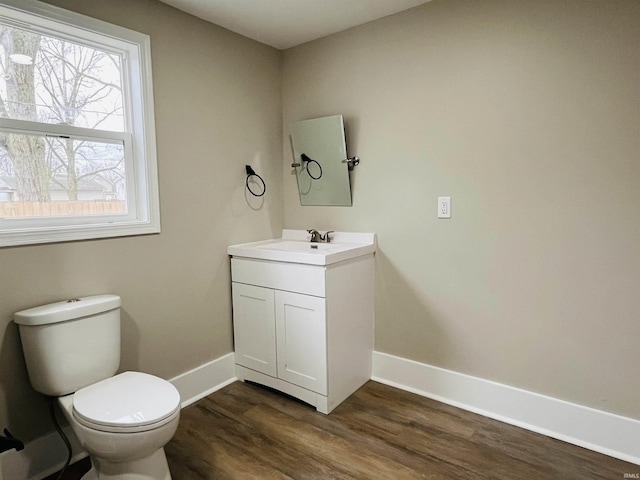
[73,371,180,432]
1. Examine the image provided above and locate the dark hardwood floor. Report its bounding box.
[51,380,637,479]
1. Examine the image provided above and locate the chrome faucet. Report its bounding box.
[307,229,334,243]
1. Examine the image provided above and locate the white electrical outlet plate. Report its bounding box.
[438,196,451,218]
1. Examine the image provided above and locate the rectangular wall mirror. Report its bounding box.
[290,115,352,206]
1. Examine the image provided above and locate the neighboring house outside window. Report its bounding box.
[0,0,160,246]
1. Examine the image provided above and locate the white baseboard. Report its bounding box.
[372,351,640,466]
[169,352,237,408]
[0,352,237,480]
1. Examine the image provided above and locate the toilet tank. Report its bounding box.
[14,295,121,396]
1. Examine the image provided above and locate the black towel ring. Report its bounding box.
[245,165,266,197]
[300,153,323,180]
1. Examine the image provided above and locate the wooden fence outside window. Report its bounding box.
[0,201,126,218]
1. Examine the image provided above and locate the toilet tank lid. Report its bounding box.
[14,294,121,326]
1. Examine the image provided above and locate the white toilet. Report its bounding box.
[14,294,181,480]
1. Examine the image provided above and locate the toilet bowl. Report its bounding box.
[58,372,180,479]
[58,372,180,463]
[14,295,181,480]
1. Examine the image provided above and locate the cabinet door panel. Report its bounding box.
[232,283,276,377]
[275,291,327,394]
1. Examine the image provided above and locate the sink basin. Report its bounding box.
[228,230,376,265]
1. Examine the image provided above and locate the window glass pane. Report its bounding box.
[0,22,124,131]
[0,131,126,218]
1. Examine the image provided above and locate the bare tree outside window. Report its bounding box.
[0,22,126,210]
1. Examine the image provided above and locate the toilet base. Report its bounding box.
[81,448,172,480]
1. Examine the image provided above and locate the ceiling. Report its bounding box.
[157,0,431,50]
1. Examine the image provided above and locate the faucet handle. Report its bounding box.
[321,231,334,243]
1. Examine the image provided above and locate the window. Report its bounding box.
[0,0,160,246]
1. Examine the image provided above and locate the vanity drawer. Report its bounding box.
[231,258,326,297]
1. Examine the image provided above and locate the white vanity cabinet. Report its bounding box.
[230,254,374,414]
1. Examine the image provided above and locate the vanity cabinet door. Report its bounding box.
[232,283,277,377]
[275,290,327,395]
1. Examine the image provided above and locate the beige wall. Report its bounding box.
[0,0,282,441]
[283,0,640,418]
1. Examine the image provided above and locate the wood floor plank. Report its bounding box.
[174,390,358,479]
[244,403,431,479]
[293,393,484,478]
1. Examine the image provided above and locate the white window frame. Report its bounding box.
[0,0,160,247]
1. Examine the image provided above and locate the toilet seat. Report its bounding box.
[73,371,181,433]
